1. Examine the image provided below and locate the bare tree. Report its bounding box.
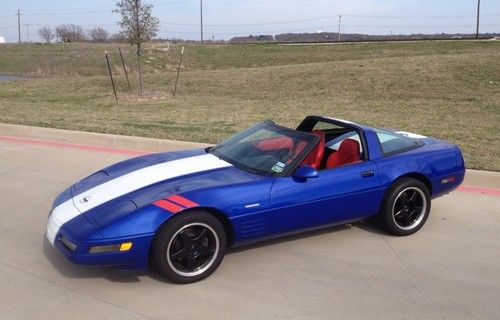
[88,27,109,42]
[55,24,86,43]
[38,26,54,43]
[110,32,127,43]
[114,0,160,95]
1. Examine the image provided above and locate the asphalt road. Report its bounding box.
[1,138,499,320]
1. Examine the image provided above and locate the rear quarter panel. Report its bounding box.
[374,139,465,198]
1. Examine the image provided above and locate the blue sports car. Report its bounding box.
[46,116,465,283]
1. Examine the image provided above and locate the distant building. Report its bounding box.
[0,36,5,44]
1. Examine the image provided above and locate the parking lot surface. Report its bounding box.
[1,137,499,320]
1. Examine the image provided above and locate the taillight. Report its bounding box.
[440,176,456,184]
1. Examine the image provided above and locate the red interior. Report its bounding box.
[255,136,294,152]
[301,130,325,170]
[326,139,361,169]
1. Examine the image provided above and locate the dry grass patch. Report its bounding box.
[0,41,498,170]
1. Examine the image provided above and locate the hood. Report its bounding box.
[70,148,270,231]
[82,164,265,230]
[71,150,232,214]
[47,148,266,243]
[72,148,205,195]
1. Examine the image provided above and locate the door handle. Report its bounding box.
[361,170,374,178]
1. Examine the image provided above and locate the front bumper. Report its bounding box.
[48,219,155,270]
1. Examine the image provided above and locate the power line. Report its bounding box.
[162,13,500,27]
[9,8,500,25]
[17,1,194,16]
[22,10,113,16]
[3,21,499,33]
[2,5,500,42]
[343,14,484,19]
[160,23,500,37]
[164,15,338,27]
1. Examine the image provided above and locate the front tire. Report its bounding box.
[379,178,431,236]
[153,211,226,283]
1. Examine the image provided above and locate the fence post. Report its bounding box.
[105,50,118,101]
[119,48,131,92]
[173,46,185,98]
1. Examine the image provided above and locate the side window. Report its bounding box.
[313,122,344,131]
[307,120,365,169]
[325,131,362,152]
[312,121,362,152]
[374,129,423,156]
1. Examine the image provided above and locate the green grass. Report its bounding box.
[0,41,499,170]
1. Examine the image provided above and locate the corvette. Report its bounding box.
[46,115,465,283]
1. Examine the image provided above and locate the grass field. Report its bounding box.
[0,41,499,170]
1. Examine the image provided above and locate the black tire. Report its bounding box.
[379,177,431,236]
[153,211,226,284]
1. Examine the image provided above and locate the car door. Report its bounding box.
[269,161,382,236]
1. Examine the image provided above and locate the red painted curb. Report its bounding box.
[457,185,500,197]
[1,134,499,197]
[0,135,149,156]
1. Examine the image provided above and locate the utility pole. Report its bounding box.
[25,24,30,42]
[338,15,342,42]
[17,9,21,43]
[475,0,481,39]
[200,0,204,43]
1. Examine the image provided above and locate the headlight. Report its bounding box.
[59,235,77,252]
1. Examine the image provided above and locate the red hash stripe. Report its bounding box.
[167,195,199,208]
[153,199,184,214]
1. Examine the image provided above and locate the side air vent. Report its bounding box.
[240,217,267,239]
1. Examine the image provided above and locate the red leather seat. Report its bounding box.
[326,139,361,169]
[301,130,325,170]
[255,136,293,152]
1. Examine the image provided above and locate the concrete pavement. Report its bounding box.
[0,127,499,320]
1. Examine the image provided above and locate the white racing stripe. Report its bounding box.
[46,154,232,244]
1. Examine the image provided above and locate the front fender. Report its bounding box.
[98,204,175,239]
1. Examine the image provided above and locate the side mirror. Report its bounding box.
[293,165,319,180]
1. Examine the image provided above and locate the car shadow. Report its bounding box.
[43,220,389,283]
[225,220,391,255]
[226,223,353,254]
[43,238,145,283]
[353,220,390,236]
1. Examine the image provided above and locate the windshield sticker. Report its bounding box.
[276,161,285,168]
[271,164,284,173]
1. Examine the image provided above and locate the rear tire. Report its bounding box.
[153,211,226,283]
[379,178,431,236]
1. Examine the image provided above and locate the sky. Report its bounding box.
[0,0,499,42]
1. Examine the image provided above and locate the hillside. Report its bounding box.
[0,40,499,170]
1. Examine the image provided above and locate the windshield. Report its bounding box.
[210,121,317,176]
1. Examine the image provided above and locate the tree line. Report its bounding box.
[229,32,499,43]
[38,24,126,43]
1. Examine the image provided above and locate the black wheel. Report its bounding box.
[379,177,431,236]
[153,211,226,283]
